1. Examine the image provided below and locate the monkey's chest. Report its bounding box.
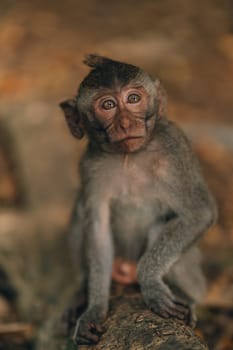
[116,159,157,200]
[110,163,163,259]
[105,156,164,259]
[111,160,161,227]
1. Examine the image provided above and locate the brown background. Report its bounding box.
[0,1,232,349]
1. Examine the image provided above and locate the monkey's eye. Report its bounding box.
[102,99,116,110]
[127,93,141,104]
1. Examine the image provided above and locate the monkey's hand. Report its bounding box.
[141,278,192,324]
[72,306,106,345]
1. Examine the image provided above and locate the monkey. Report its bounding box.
[60,54,217,345]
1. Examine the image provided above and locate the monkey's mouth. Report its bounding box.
[114,136,144,144]
[112,135,146,152]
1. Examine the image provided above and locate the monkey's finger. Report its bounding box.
[157,309,170,318]
[178,304,196,327]
[92,323,105,334]
[167,307,186,320]
[173,300,190,313]
[172,298,189,309]
[74,335,94,345]
[172,302,190,316]
[169,299,191,320]
[157,302,186,320]
[78,329,100,344]
[187,310,197,328]
[73,321,100,344]
[149,299,174,317]
[156,306,184,320]
[150,296,189,321]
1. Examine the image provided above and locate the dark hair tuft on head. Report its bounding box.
[83,54,115,69]
[80,54,143,92]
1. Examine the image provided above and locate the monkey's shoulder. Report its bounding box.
[152,119,200,167]
[153,119,191,151]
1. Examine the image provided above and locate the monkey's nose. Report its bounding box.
[119,116,131,132]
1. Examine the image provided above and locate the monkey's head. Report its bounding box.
[60,54,166,153]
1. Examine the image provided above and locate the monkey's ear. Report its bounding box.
[59,99,85,139]
[154,79,167,118]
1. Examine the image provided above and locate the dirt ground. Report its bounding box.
[0,1,232,349]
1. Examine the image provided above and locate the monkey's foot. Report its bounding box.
[72,309,105,344]
[141,280,192,325]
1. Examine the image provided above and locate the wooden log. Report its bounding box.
[75,293,208,350]
[46,287,208,350]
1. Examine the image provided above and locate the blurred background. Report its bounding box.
[0,0,232,349]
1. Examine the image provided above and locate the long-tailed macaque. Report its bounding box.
[60,54,217,344]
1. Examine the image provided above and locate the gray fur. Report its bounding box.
[60,54,217,344]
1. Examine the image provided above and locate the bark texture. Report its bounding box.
[38,288,208,350]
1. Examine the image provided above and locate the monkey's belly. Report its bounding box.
[111,199,161,260]
[112,257,137,284]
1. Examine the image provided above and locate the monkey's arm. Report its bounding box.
[73,179,113,344]
[138,126,217,322]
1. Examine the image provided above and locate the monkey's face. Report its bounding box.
[90,85,154,153]
[60,55,166,152]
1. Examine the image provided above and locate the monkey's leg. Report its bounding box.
[165,247,207,327]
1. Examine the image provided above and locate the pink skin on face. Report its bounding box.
[93,86,150,153]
